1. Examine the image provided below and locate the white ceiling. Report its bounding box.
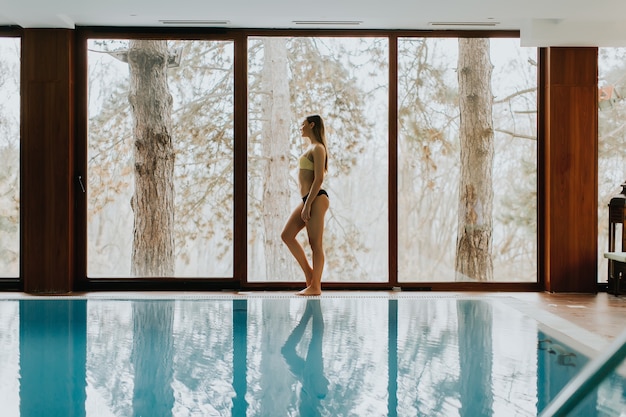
[3,0,626,47]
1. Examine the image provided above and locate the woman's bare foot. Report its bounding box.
[296,286,321,296]
[304,268,313,287]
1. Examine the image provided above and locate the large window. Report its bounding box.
[598,48,626,283]
[82,32,538,287]
[87,39,234,278]
[0,37,20,278]
[397,37,537,283]
[247,37,389,283]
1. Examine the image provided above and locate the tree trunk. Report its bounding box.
[455,38,494,281]
[260,38,294,280]
[128,40,175,277]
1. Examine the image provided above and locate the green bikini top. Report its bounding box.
[299,154,314,171]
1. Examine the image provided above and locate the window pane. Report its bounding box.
[247,37,389,283]
[598,48,626,283]
[87,40,234,277]
[398,38,537,283]
[0,37,20,278]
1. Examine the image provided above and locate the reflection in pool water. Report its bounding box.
[0,296,624,416]
[281,300,329,417]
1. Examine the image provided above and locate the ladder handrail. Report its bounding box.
[539,325,626,417]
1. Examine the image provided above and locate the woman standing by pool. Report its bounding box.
[281,115,329,296]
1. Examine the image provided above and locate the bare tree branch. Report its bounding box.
[496,129,537,141]
[494,87,537,104]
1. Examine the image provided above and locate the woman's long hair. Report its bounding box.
[306,114,328,172]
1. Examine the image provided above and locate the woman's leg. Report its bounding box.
[299,195,329,295]
[281,202,313,285]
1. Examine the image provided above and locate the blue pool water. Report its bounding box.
[0,295,624,416]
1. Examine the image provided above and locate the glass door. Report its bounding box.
[246,36,389,284]
[0,36,20,279]
[85,38,235,279]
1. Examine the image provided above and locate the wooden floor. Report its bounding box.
[507,291,626,342]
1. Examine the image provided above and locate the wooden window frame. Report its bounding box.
[15,26,600,293]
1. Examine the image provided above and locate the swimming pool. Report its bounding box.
[0,294,624,416]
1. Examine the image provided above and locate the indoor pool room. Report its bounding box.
[6,0,626,414]
[0,292,625,417]
[6,2,626,415]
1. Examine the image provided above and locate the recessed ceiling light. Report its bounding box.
[293,20,363,25]
[428,21,500,27]
[159,19,231,25]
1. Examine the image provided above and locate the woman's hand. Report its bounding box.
[301,203,312,222]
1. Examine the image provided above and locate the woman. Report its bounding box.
[281,115,329,296]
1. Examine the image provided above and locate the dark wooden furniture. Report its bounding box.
[606,183,626,295]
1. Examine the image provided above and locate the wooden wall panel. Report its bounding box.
[542,47,598,292]
[21,29,75,293]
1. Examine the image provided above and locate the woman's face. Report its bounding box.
[300,119,314,139]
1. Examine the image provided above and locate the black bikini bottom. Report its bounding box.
[302,189,329,203]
